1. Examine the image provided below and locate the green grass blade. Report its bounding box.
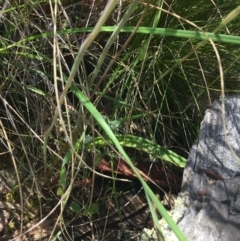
[70,82,188,241]
[1,27,240,53]
[86,134,186,168]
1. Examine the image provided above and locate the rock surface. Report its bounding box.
[155,95,240,241]
[179,95,240,241]
[142,95,240,241]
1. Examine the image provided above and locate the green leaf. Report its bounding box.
[84,204,99,216]
[56,187,64,196]
[60,167,67,190]
[86,134,186,168]
[70,201,82,214]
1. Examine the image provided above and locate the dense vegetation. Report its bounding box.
[0,0,240,240]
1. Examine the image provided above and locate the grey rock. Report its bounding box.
[142,95,240,241]
[178,95,240,241]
